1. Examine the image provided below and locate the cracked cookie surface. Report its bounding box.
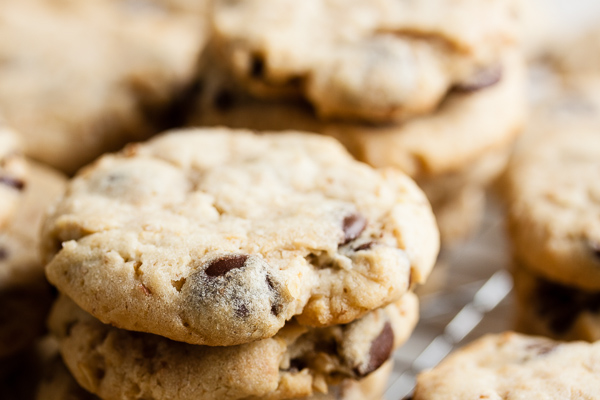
[49,293,417,400]
[42,128,438,346]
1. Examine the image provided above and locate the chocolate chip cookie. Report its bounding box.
[42,128,439,346]
[36,350,393,400]
[49,293,417,400]
[410,332,600,399]
[208,0,518,123]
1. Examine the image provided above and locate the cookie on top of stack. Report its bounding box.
[40,128,439,399]
[408,332,600,399]
[187,0,526,244]
[0,0,207,174]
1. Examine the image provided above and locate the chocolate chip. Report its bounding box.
[288,358,307,372]
[205,255,249,277]
[235,303,249,318]
[213,90,235,111]
[342,213,367,244]
[454,65,503,93]
[589,242,600,261]
[266,275,283,316]
[0,248,7,261]
[526,341,557,356]
[535,276,600,334]
[0,176,25,191]
[354,241,374,251]
[250,54,265,78]
[356,322,394,377]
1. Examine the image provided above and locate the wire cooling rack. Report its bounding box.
[384,197,515,399]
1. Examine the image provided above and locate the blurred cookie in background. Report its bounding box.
[0,161,66,359]
[409,332,600,399]
[0,0,208,174]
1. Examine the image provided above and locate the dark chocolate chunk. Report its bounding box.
[235,303,249,318]
[535,276,600,334]
[250,54,265,78]
[0,176,25,191]
[266,275,283,316]
[213,90,235,111]
[342,213,367,244]
[0,247,7,261]
[356,322,394,377]
[288,358,307,372]
[354,241,374,251]
[205,255,249,277]
[454,65,503,93]
[589,241,600,261]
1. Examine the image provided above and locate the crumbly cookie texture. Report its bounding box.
[0,0,207,173]
[411,332,600,399]
[49,293,417,400]
[506,125,600,290]
[209,0,518,123]
[43,129,438,346]
[0,122,27,227]
[513,261,600,342]
[36,352,392,400]
[0,161,66,358]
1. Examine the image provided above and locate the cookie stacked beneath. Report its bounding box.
[40,129,440,399]
[187,0,526,244]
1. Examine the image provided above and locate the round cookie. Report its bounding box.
[410,332,600,399]
[208,0,518,123]
[0,161,66,358]
[0,122,27,228]
[42,129,439,346]
[36,355,392,400]
[0,0,207,173]
[48,293,418,400]
[505,125,600,290]
[513,262,600,342]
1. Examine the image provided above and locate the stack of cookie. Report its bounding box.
[503,25,600,342]
[505,101,600,342]
[187,0,526,244]
[40,128,439,399]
